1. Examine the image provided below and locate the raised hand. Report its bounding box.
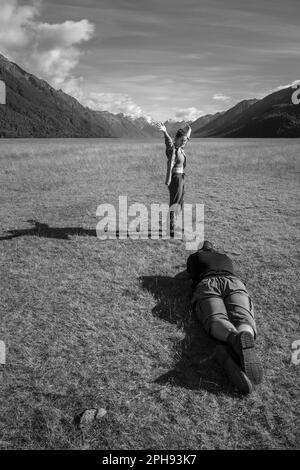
[185,123,192,138]
[155,122,167,133]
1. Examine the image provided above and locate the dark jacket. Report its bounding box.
[187,249,236,290]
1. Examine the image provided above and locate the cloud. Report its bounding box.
[83,92,151,120]
[213,93,231,102]
[61,76,85,101]
[0,0,39,49]
[174,107,204,122]
[0,0,151,120]
[273,79,300,91]
[0,0,95,89]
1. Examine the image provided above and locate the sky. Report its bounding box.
[0,0,299,121]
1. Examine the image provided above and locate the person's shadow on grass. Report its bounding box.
[0,220,97,240]
[140,274,233,395]
[0,220,165,241]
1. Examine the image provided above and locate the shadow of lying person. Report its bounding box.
[140,275,234,395]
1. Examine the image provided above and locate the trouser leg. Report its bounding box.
[224,291,257,339]
[210,319,238,342]
[168,175,184,235]
[195,296,237,342]
[224,284,262,384]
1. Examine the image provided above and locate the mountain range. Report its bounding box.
[0,53,299,138]
[0,53,159,138]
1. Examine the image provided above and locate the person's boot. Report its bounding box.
[215,345,253,395]
[227,331,263,385]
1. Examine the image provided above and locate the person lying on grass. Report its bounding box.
[156,122,192,237]
[177,240,263,394]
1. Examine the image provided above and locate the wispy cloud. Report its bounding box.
[272,79,300,92]
[213,93,231,102]
[83,92,149,119]
[174,107,204,122]
[0,0,95,90]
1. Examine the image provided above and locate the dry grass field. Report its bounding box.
[0,138,299,449]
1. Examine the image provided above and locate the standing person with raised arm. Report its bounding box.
[156,122,192,237]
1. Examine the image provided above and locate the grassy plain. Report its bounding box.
[0,138,299,449]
